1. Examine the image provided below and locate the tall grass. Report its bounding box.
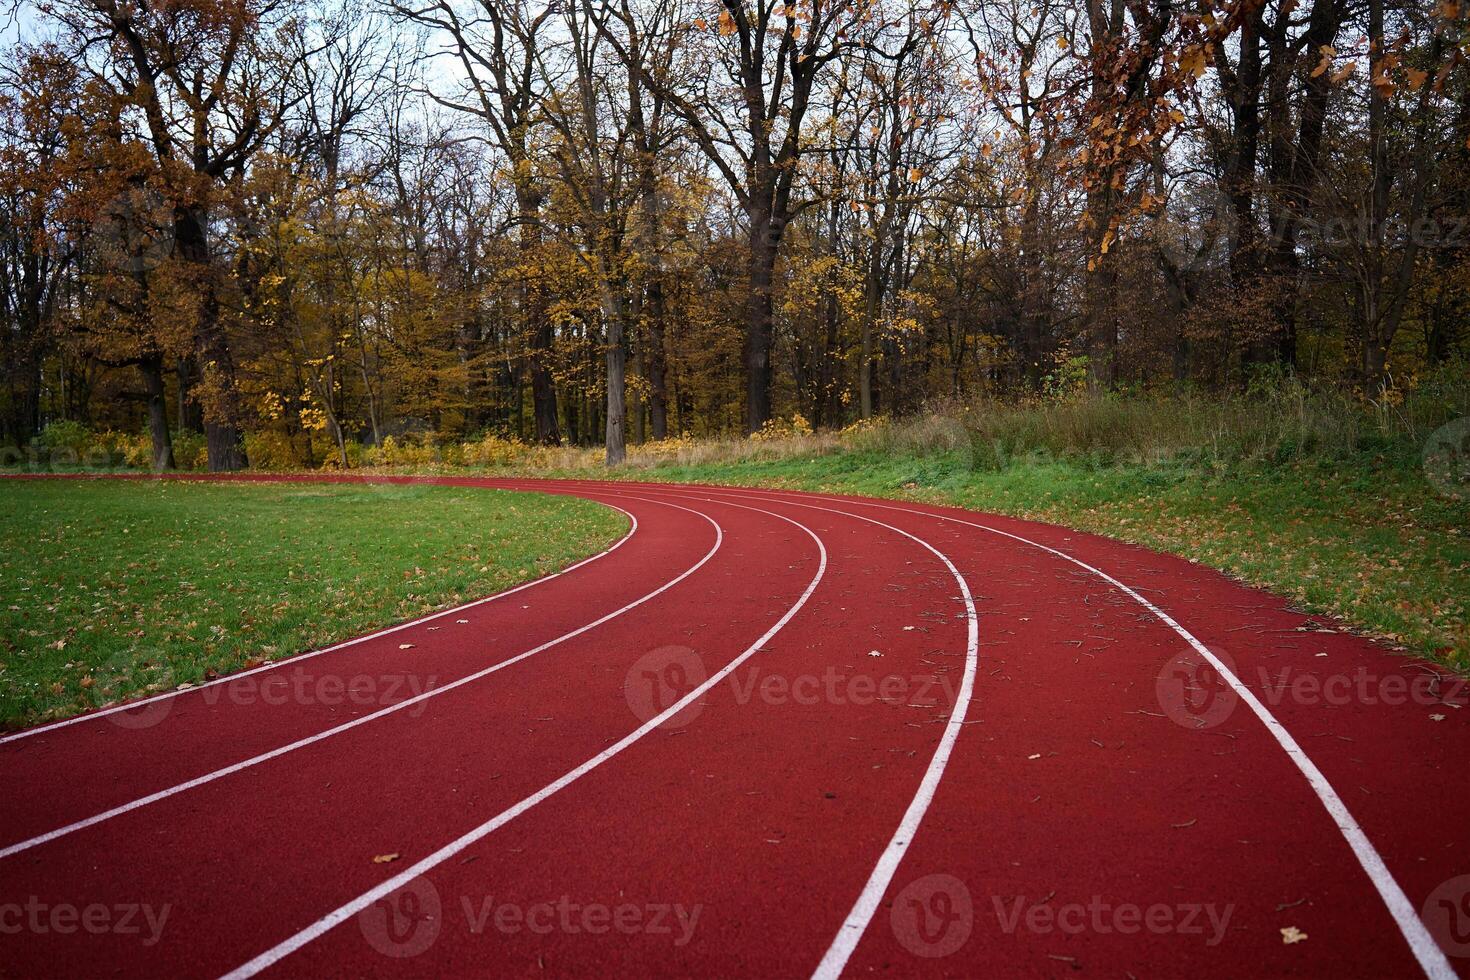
[565,368,1468,476]
[17,367,1465,478]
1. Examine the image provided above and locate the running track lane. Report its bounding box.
[0,483,822,975]
[0,487,718,845]
[0,474,1467,978]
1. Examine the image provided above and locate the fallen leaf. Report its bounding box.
[373,853,400,864]
[868,650,883,658]
[399,643,415,650]
[1028,753,1042,760]
[1431,714,1446,721]
[1281,926,1308,945]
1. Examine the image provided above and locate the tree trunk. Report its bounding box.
[744,211,777,434]
[174,205,246,470]
[176,357,204,432]
[140,355,175,471]
[645,276,669,440]
[605,306,627,466]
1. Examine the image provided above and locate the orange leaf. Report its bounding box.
[718,10,737,36]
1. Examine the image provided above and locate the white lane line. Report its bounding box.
[0,495,720,861]
[722,485,1454,980]
[1,493,641,747]
[222,499,829,979]
[592,484,981,980]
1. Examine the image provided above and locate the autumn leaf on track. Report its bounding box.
[372,853,400,864]
[398,643,414,650]
[1281,926,1308,944]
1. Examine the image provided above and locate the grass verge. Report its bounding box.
[0,478,625,729]
[518,445,1468,672]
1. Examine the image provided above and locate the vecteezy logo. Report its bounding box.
[1424,418,1470,502]
[1155,647,1239,730]
[624,645,707,729]
[95,185,175,273]
[1422,875,1470,958]
[890,874,973,958]
[1155,182,1236,275]
[358,876,442,959]
[102,649,175,730]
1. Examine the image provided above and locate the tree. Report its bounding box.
[44,0,300,469]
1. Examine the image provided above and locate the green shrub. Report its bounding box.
[169,430,206,470]
[244,431,306,471]
[36,420,91,457]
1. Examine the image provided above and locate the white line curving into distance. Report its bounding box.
[737,484,1455,980]
[221,496,830,979]
[0,494,719,861]
[0,495,640,747]
[595,483,981,980]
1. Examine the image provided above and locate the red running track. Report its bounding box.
[1,475,1467,979]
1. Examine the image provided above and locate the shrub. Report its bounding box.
[461,433,527,468]
[749,413,813,442]
[244,431,306,471]
[363,434,445,469]
[36,420,92,458]
[171,430,208,470]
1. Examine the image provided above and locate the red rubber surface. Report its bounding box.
[1,475,1467,979]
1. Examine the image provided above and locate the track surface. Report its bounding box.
[2,475,1468,978]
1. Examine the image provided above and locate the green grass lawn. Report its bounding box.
[0,479,625,729]
[532,448,1469,672]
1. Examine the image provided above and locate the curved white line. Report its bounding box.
[222,497,830,979]
[581,483,980,979]
[677,482,1455,980]
[0,495,720,861]
[1,494,640,747]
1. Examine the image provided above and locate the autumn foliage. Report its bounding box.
[1,0,1466,469]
